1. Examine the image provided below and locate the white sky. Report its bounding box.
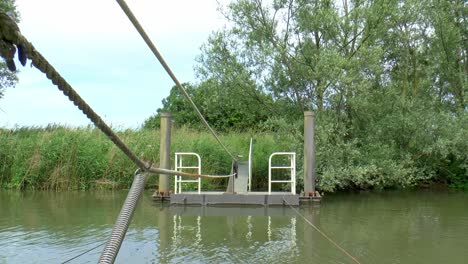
[0,0,225,128]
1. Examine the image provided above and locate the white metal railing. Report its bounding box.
[248,138,253,192]
[268,152,296,194]
[174,152,201,194]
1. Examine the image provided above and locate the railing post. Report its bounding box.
[226,161,236,194]
[174,152,202,194]
[158,112,172,197]
[304,111,316,196]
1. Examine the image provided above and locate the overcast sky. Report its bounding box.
[0,0,225,128]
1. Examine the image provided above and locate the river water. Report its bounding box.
[1,190,467,263]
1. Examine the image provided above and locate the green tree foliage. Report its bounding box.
[143,35,275,132]
[145,0,466,191]
[0,0,19,99]
[428,0,466,113]
[144,83,199,129]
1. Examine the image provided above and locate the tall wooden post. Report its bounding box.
[304,111,316,196]
[158,112,172,196]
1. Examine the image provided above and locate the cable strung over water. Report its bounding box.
[61,241,108,264]
[114,0,238,162]
[283,198,361,264]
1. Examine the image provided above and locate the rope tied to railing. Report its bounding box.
[0,10,234,180]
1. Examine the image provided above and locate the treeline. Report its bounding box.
[143,0,467,190]
[145,0,466,130]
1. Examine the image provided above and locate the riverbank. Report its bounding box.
[0,125,466,191]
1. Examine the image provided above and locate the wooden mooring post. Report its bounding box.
[304,111,316,197]
[154,112,172,199]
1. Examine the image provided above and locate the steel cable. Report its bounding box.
[98,173,146,264]
[283,198,361,264]
[114,0,237,162]
[61,241,108,264]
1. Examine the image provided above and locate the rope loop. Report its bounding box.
[0,11,28,71]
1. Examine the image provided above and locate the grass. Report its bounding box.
[0,126,299,191]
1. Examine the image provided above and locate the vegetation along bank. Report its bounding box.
[0,116,466,192]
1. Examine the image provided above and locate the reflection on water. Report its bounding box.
[1,190,468,263]
[163,206,303,264]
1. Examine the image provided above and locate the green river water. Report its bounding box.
[1,190,467,263]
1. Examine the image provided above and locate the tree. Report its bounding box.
[143,83,199,129]
[0,0,19,99]
[145,0,467,191]
[428,0,467,113]
[196,0,467,190]
[144,32,274,131]
[143,75,273,131]
[194,31,275,130]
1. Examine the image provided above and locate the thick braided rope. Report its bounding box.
[1,11,149,170]
[0,11,234,179]
[19,35,149,170]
